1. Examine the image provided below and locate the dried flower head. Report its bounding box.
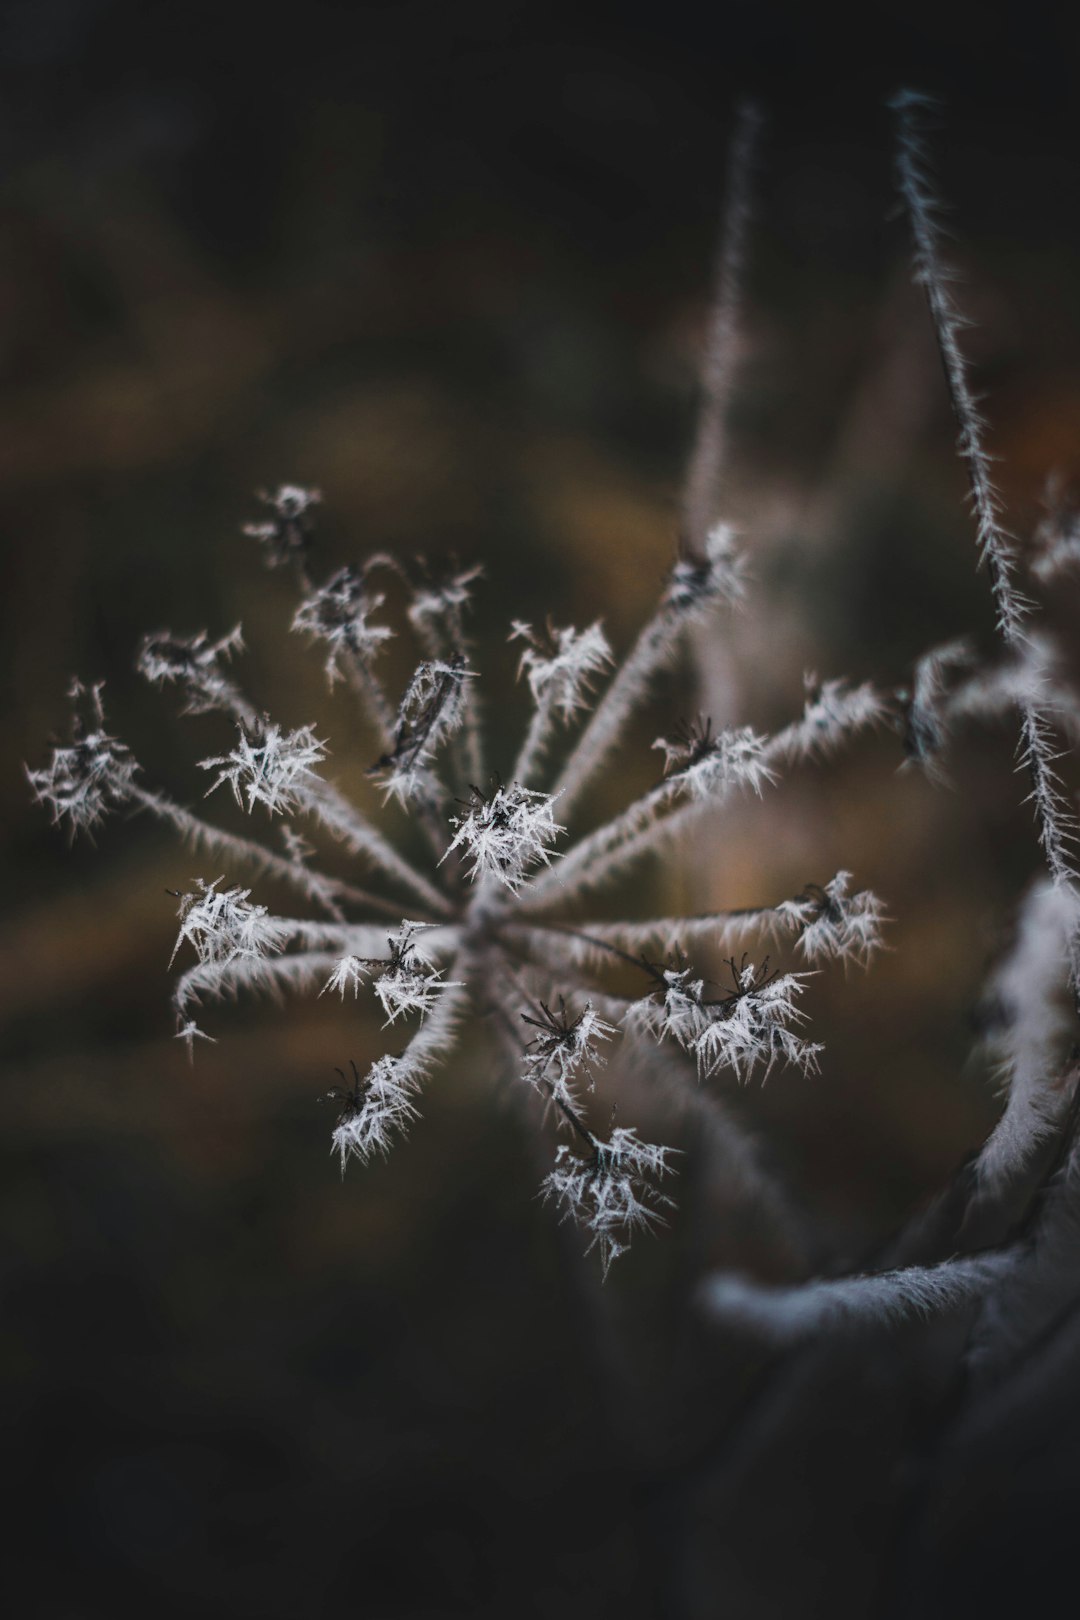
[777,873,889,971]
[242,483,322,568]
[26,681,139,841]
[372,656,473,806]
[200,722,329,817]
[291,566,394,686]
[542,1127,675,1278]
[30,501,902,1270]
[137,626,247,715]
[511,619,613,723]
[442,779,565,891]
[653,716,775,800]
[521,997,617,1104]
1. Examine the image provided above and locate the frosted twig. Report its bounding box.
[292,565,397,746]
[507,873,886,972]
[682,99,764,560]
[975,880,1080,1191]
[326,974,468,1173]
[893,90,1078,889]
[510,619,612,787]
[551,524,745,824]
[701,1250,1008,1343]
[126,785,405,920]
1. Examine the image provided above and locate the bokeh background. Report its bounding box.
[4,4,1080,1616]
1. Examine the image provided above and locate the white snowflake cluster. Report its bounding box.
[777,872,889,970]
[320,924,460,1028]
[663,522,746,612]
[26,681,140,841]
[371,924,460,1026]
[631,959,821,1083]
[321,954,370,1001]
[200,722,328,816]
[327,1055,422,1174]
[442,781,565,891]
[653,718,775,800]
[407,563,484,646]
[136,626,247,715]
[695,965,822,1082]
[168,878,292,1051]
[242,483,322,567]
[511,619,613,722]
[291,566,393,685]
[521,999,616,1104]
[375,657,473,806]
[771,676,886,766]
[170,877,290,970]
[542,1128,675,1277]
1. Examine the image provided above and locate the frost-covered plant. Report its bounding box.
[521,997,616,1104]
[27,680,140,841]
[543,1127,675,1277]
[292,566,394,687]
[28,95,1080,1305]
[29,485,899,1272]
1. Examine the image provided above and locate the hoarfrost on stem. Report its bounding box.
[542,1127,676,1278]
[200,722,329,817]
[521,998,617,1104]
[511,619,613,722]
[442,781,565,891]
[27,681,139,841]
[292,566,394,686]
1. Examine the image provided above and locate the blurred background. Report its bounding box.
[4,3,1080,1616]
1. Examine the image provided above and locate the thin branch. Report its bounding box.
[128,785,407,920]
[681,99,764,562]
[304,781,454,917]
[892,90,1078,890]
[505,905,805,964]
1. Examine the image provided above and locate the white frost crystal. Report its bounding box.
[292,567,393,685]
[200,722,328,816]
[511,619,613,722]
[522,999,616,1102]
[542,1128,675,1277]
[778,873,888,970]
[654,719,775,800]
[26,682,139,839]
[329,1055,422,1173]
[170,878,290,970]
[443,782,565,890]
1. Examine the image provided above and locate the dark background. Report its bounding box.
[3,4,1080,1616]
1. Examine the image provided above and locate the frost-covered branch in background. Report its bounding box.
[702,1251,1009,1344]
[693,94,1080,1367]
[893,89,1079,892]
[681,98,764,561]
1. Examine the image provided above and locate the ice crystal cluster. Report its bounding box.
[27,95,1080,1295]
